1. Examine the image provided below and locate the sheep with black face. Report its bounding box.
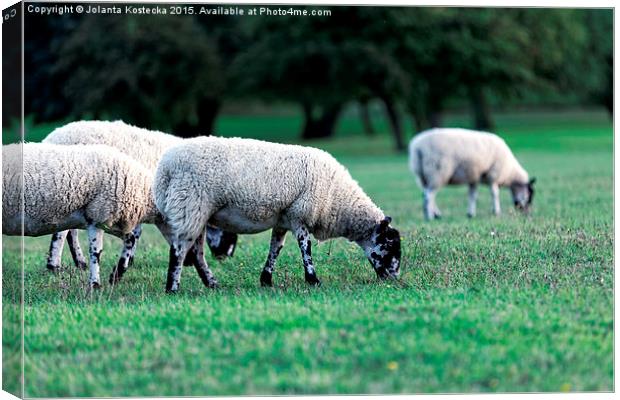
[409,128,535,220]
[153,137,401,292]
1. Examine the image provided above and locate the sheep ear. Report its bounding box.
[529,177,536,185]
[380,216,392,229]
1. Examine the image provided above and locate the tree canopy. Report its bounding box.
[23,7,613,149]
[53,15,224,135]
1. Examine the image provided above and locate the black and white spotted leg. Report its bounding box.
[108,225,142,285]
[126,225,142,269]
[166,238,195,293]
[294,226,321,286]
[87,225,104,289]
[190,232,219,288]
[67,229,87,270]
[260,228,287,287]
[46,230,68,271]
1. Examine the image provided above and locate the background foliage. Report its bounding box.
[19,6,613,150]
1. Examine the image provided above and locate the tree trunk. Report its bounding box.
[409,99,431,133]
[411,115,426,133]
[425,92,444,128]
[302,102,342,140]
[604,55,613,117]
[428,111,443,128]
[301,103,316,139]
[604,92,613,116]
[197,97,220,135]
[359,99,375,136]
[468,86,494,131]
[174,98,220,137]
[382,96,405,152]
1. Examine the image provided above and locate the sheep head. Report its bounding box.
[511,177,536,213]
[360,216,401,279]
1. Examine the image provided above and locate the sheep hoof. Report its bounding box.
[305,273,321,286]
[206,279,219,289]
[165,288,178,294]
[376,267,392,280]
[108,272,122,285]
[260,270,273,287]
[90,282,101,290]
[46,263,60,272]
[76,261,88,270]
[467,213,474,219]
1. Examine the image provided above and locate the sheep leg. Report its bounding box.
[260,228,287,287]
[189,232,219,288]
[86,225,104,289]
[432,201,442,219]
[166,238,195,293]
[467,184,478,218]
[126,225,142,268]
[108,225,142,285]
[423,188,439,220]
[46,231,68,271]
[67,229,87,270]
[490,183,501,215]
[294,226,321,286]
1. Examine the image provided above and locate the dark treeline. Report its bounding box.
[22,6,612,151]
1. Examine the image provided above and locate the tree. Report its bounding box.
[358,97,376,136]
[54,15,224,136]
[386,8,593,131]
[232,7,411,149]
[24,12,77,123]
[231,14,349,139]
[579,9,613,115]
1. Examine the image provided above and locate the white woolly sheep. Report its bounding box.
[42,120,238,283]
[2,143,159,288]
[153,136,401,293]
[408,128,535,220]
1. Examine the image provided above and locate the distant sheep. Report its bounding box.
[153,137,401,292]
[409,128,535,220]
[2,143,159,288]
[42,120,238,283]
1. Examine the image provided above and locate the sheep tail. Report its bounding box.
[411,148,427,188]
[153,166,172,216]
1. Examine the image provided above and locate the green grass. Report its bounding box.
[2,109,613,396]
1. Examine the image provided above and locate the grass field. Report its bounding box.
[2,110,613,396]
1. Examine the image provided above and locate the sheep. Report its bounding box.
[153,136,401,293]
[42,120,238,283]
[408,128,535,220]
[2,142,160,288]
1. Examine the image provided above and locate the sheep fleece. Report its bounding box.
[154,137,385,242]
[43,120,182,170]
[409,128,529,188]
[2,143,155,237]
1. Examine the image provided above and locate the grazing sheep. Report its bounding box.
[42,120,238,282]
[153,137,401,293]
[2,143,159,288]
[408,128,535,220]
